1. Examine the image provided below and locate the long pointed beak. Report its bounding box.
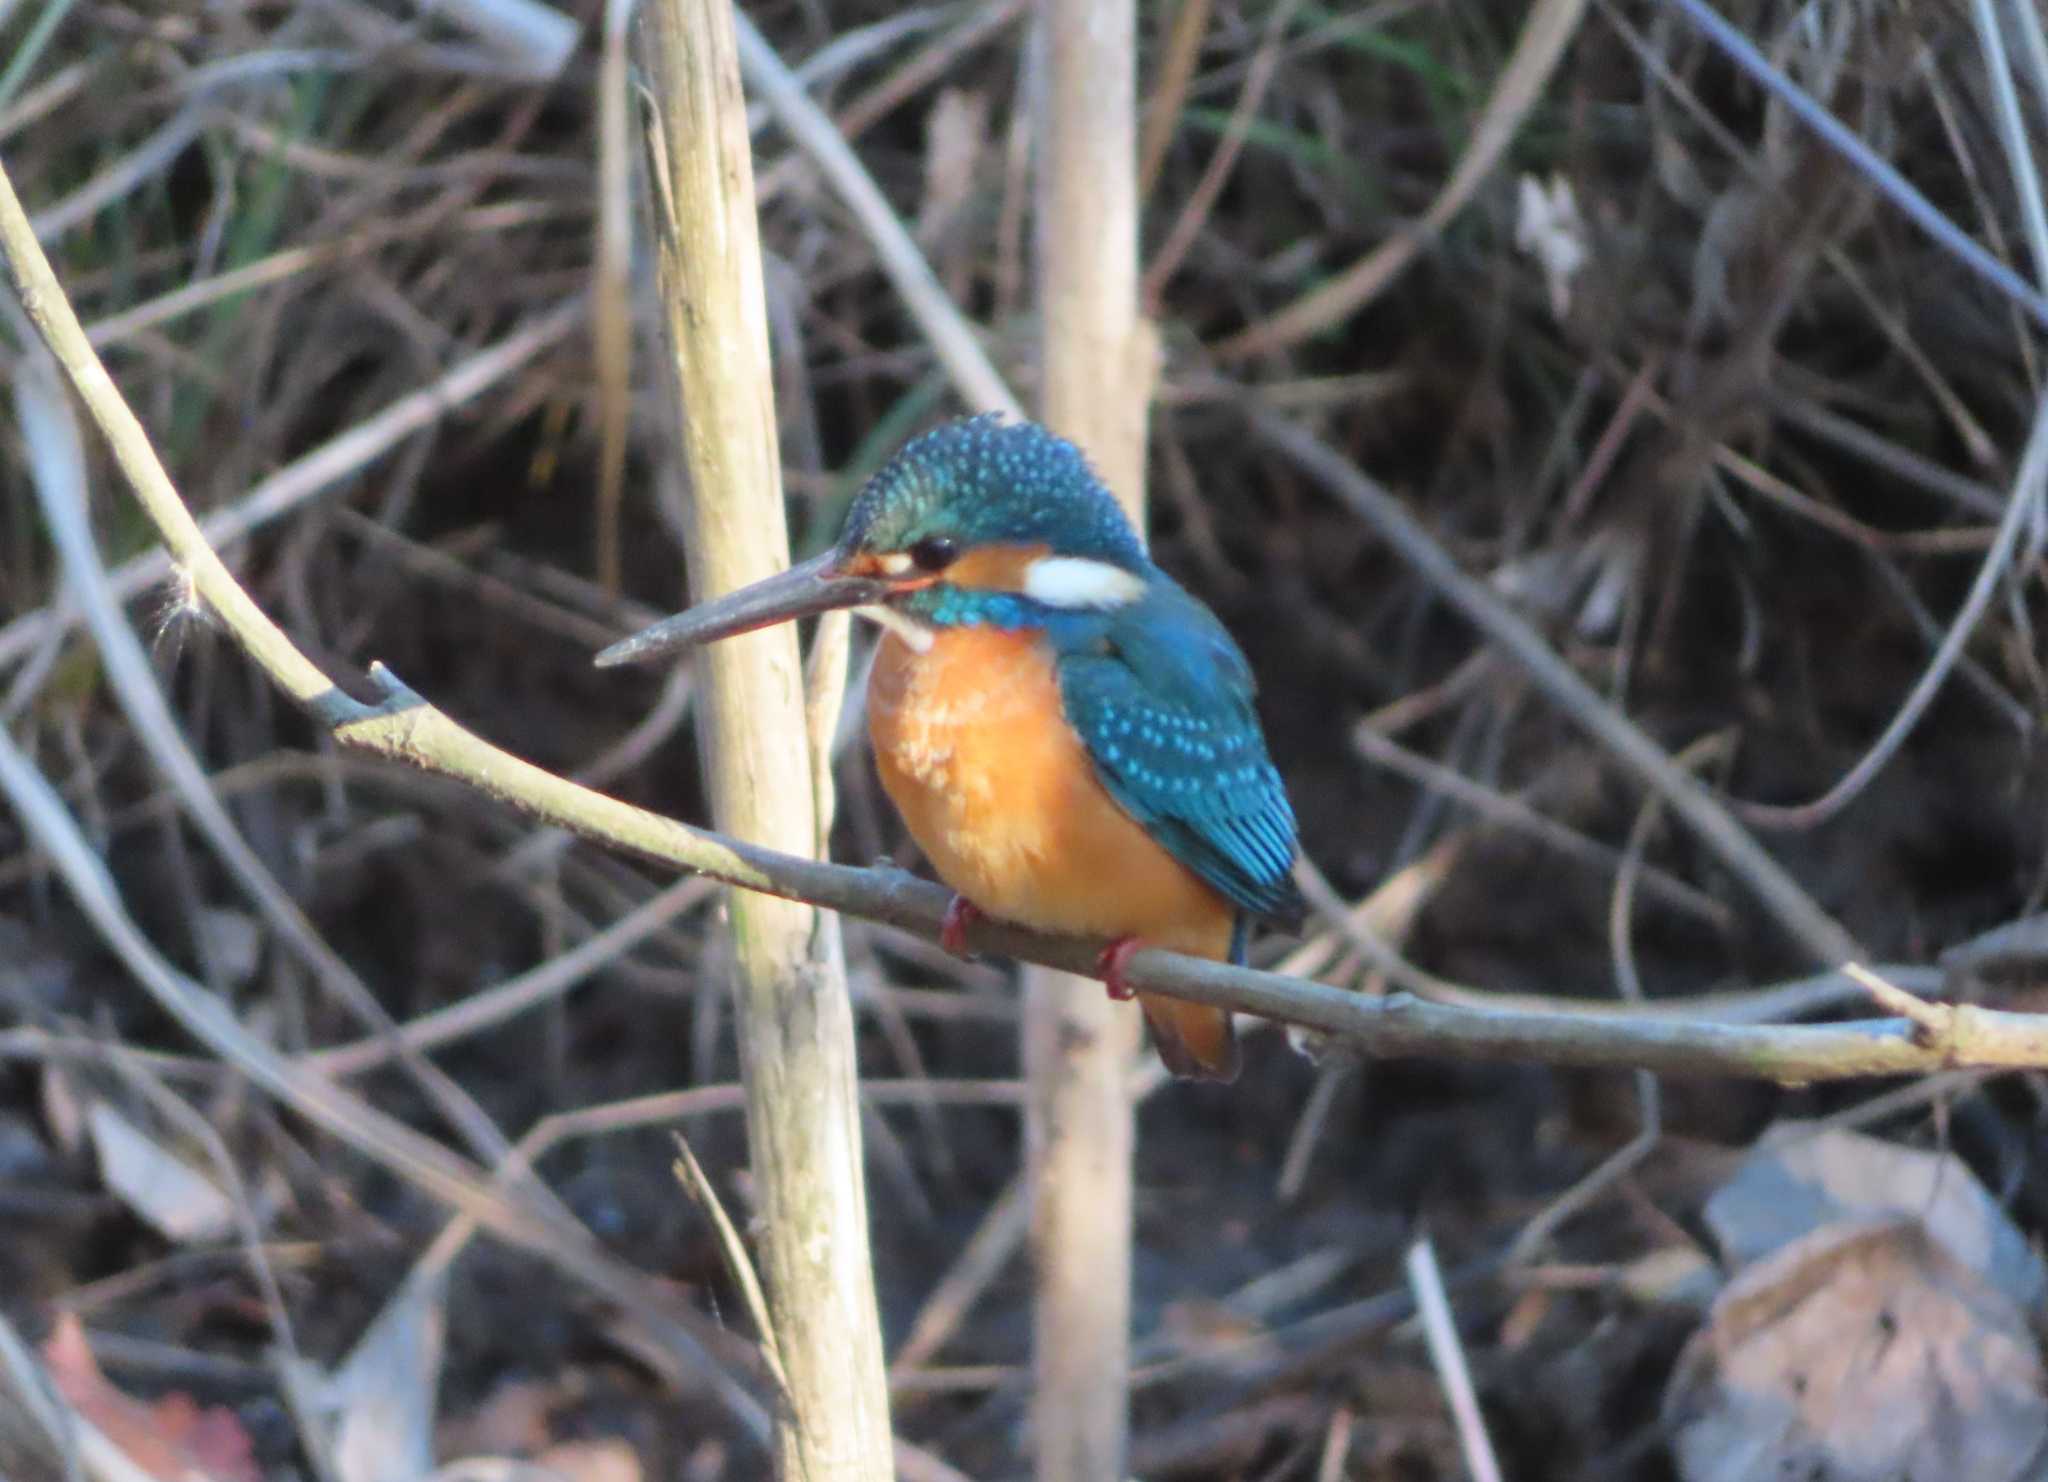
[594,548,885,668]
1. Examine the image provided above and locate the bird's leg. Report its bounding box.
[1096,936,1144,1001]
[939,895,985,956]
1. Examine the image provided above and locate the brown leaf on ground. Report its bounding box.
[41,1311,259,1482]
[1704,1124,2047,1313]
[1664,1218,2048,1482]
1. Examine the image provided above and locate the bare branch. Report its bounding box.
[2,126,2044,1187]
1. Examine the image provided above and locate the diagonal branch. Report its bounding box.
[2,147,2045,1111]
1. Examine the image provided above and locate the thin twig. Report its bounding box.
[673,1134,790,1397]
[1506,736,1717,1264]
[1352,724,1730,928]
[889,1173,1031,1381]
[1138,0,1214,200]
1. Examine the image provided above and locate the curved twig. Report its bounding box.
[6,145,2048,1103]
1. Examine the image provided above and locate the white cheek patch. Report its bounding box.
[857,604,934,652]
[875,552,916,577]
[1022,556,1146,609]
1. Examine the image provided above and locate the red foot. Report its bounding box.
[940,896,984,956]
[1097,936,1144,1001]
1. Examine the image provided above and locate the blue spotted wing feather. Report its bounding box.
[1055,579,1306,932]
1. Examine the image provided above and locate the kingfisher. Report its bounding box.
[596,417,1304,1080]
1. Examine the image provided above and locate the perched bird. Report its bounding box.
[597,417,1303,1080]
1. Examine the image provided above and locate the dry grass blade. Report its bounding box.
[672,1134,790,1397]
[733,11,1022,421]
[1405,1237,1503,1482]
[592,0,635,595]
[1138,0,1215,200]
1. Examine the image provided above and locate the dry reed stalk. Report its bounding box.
[636,2,893,1475]
[1026,1,1158,1476]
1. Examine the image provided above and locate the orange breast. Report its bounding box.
[867,627,1234,958]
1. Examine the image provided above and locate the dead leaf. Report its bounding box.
[1705,1124,2046,1314]
[87,1102,236,1244]
[1664,1218,2048,1482]
[41,1311,259,1482]
[193,908,263,989]
[329,1266,447,1482]
[41,1065,84,1155]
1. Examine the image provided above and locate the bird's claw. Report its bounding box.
[940,895,984,956]
[1097,937,1143,1001]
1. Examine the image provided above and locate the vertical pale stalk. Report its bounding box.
[592,0,634,594]
[636,3,893,1477]
[1027,1,1157,1477]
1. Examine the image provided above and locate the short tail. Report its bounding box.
[1140,994,1239,1082]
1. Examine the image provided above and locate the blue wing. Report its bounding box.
[1055,577,1305,931]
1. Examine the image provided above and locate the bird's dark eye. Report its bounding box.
[908,535,958,573]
